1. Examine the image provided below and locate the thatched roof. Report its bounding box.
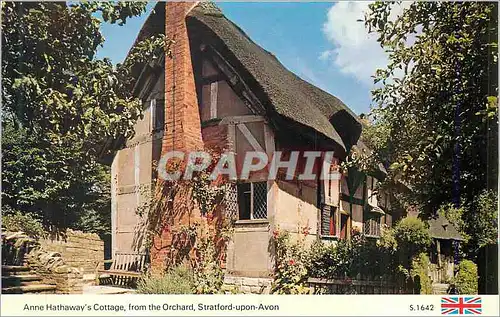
[427,214,463,241]
[97,2,365,162]
[187,2,363,154]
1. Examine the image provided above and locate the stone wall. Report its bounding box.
[223,275,272,294]
[40,229,104,274]
[27,249,84,294]
[36,269,84,294]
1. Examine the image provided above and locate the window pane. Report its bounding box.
[252,182,267,219]
[321,205,330,236]
[225,184,238,219]
[321,205,337,236]
[237,183,251,220]
[340,214,348,239]
[364,215,381,236]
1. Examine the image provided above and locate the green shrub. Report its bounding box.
[469,190,498,251]
[393,217,432,254]
[307,231,395,280]
[137,265,195,294]
[307,239,353,279]
[2,209,46,238]
[454,260,478,295]
[275,220,432,293]
[410,253,433,294]
[351,233,393,278]
[308,239,335,279]
[379,216,432,271]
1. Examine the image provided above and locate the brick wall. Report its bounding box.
[202,124,228,150]
[39,229,104,274]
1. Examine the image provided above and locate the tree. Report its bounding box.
[1,2,168,154]
[2,123,111,233]
[1,2,169,233]
[364,2,498,213]
[440,190,498,257]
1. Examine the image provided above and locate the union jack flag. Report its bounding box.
[441,296,482,315]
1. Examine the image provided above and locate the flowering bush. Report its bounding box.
[135,146,233,295]
[271,229,311,294]
[272,217,435,294]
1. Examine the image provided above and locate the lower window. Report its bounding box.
[237,182,267,220]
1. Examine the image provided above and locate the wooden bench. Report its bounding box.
[97,252,149,286]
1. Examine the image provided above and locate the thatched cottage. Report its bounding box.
[106,1,461,289]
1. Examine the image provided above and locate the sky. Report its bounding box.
[96,1,389,115]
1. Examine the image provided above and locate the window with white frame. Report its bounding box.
[237,182,267,220]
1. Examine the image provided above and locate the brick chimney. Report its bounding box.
[163,1,203,154]
[151,1,203,270]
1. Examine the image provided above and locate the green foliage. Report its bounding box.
[410,253,433,294]
[1,2,168,151]
[438,190,498,258]
[2,208,46,239]
[307,239,353,279]
[307,239,338,279]
[193,235,225,294]
[468,190,498,251]
[438,203,469,241]
[392,217,432,254]
[365,1,498,212]
[454,260,478,294]
[137,265,195,294]
[351,232,394,278]
[273,226,434,293]
[1,124,111,234]
[1,2,170,233]
[308,232,395,280]
[378,216,432,271]
[271,230,311,294]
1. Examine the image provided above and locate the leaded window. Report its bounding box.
[237,182,267,220]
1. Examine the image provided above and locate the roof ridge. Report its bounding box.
[195,2,280,62]
[195,1,223,17]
